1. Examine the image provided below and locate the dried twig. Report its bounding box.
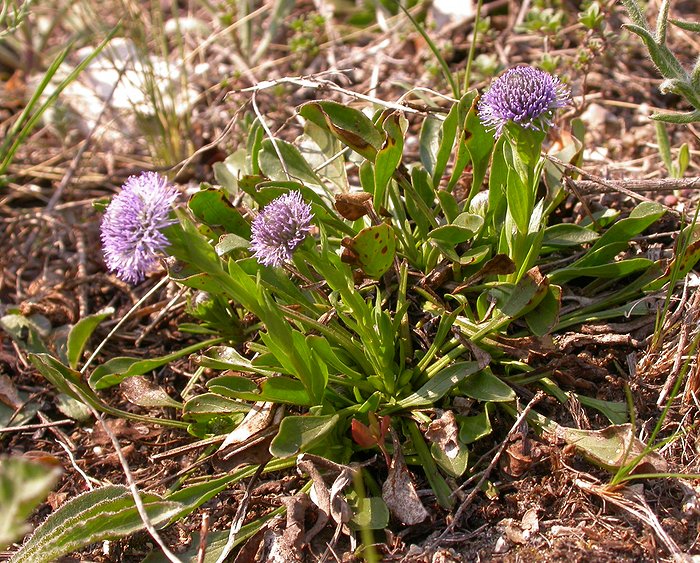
[443,391,545,536]
[0,418,73,433]
[214,462,266,563]
[570,177,700,194]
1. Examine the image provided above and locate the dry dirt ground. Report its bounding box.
[2,0,700,561]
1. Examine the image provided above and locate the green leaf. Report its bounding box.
[0,314,50,355]
[650,109,700,124]
[299,101,383,161]
[182,393,250,419]
[429,224,473,245]
[388,361,482,411]
[560,424,666,473]
[436,189,459,223]
[66,309,113,370]
[431,212,484,246]
[343,223,396,278]
[577,395,629,425]
[678,142,690,176]
[669,18,700,33]
[28,353,188,429]
[258,138,324,187]
[259,295,328,404]
[269,414,340,458]
[549,258,654,285]
[458,404,493,444]
[89,338,218,390]
[499,267,550,319]
[459,368,515,402]
[9,486,182,563]
[505,153,531,234]
[596,201,665,246]
[198,346,276,376]
[405,419,453,508]
[0,457,62,549]
[543,224,599,247]
[525,284,561,337]
[207,375,313,406]
[461,93,495,198]
[419,116,441,177]
[622,24,689,81]
[188,189,251,238]
[306,335,365,380]
[373,112,406,210]
[55,394,91,422]
[300,120,349,192]
[348,496,390,530]
[430,441,469,478]
[432,100,460,188]
[215,233,250,257]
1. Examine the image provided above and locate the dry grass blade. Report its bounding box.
[574,478,690,562]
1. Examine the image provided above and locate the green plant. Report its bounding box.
[655,122,691,178]
[8,54,696,557]
[578,0,604,31]
[0,0,34,40]
[289,13,326,70]
[622,0,700,123]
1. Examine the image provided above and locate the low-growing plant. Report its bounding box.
[622,0,700,124]
[6,54,700,563]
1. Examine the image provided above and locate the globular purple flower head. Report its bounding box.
[478,66,570,138]
[100,172,178,284]
[250,191,314,267]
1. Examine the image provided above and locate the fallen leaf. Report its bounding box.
[335,192,372,220]
[382,432,428,525]
[559,423,668,473]
[120,376,182,409]
[0,374,22,409]
[425,411,460,459]
[91,418,161,445]
[218,401,276,451]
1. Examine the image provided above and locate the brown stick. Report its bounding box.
[571,177,700,194]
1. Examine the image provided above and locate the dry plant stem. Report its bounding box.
[443,391,545,536]
[37,410,76,449]
[575,479,687,560]
[547,155,686,218]
[73,226,89,318]
[135,286,187,346]
[0,418,72,433]
[572,177,700,194]
[80,276,169,374]
[197,511,210,563]
[214,462,266,563]
[56,439,100,490]
[251,91,291,181]
[150,435,225,461]
[657,289,695,406]
[236,73,430,115]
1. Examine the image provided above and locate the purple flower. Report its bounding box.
[250,191,313,267]
[478,66,570,138]
[100,172,178,284]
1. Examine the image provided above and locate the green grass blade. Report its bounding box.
[0,25,120,175]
